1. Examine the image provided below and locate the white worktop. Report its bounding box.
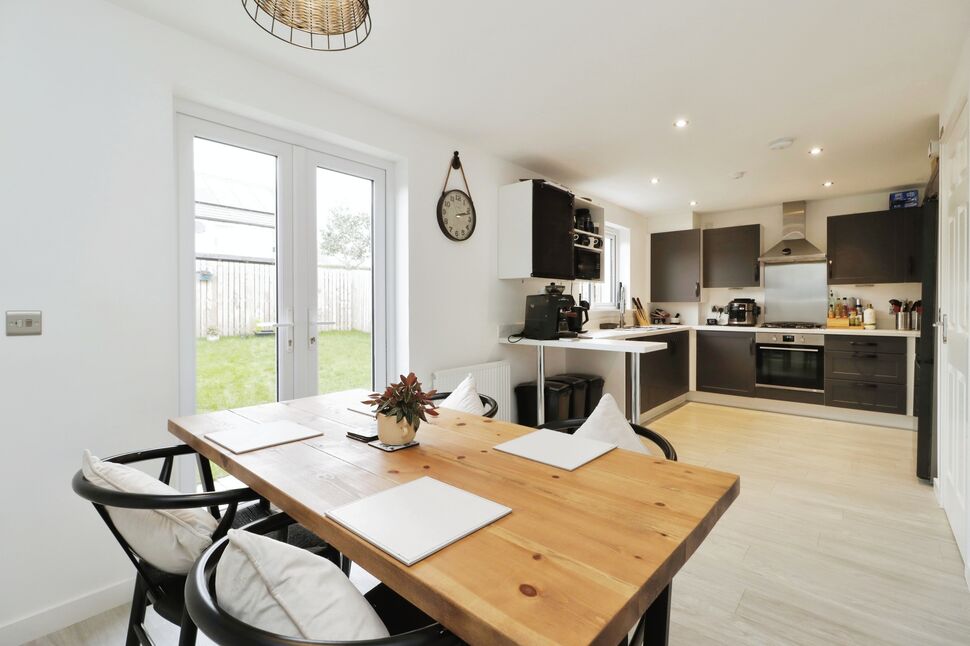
[499,334,667,353]
[564,324,922,338]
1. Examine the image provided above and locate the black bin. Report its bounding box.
[557,373,604,414]
[548,374,589,418]
[514,380,572,427]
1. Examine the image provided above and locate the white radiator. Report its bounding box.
[432,360,512,421]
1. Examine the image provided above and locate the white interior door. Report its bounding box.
[938,100,970,579]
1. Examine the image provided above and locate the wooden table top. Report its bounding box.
[169,391,739,646]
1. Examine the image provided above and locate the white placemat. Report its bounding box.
[493,428,616,471]
[326,477,511,566]
[205,420,322,454]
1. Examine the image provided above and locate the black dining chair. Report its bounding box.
[429,391,499,418]
[539,418,676,646]
[72,444,342,646]
[185,512,462,646]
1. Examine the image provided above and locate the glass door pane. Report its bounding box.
[315,167,374,394]
[193,138,279,412]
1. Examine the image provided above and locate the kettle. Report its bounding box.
[566,299,590,333]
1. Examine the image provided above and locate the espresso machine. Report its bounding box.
[523,284,579,340]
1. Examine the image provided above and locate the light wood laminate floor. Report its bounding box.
[32,403,970,645]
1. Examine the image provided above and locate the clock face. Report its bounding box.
[437,189,476,241]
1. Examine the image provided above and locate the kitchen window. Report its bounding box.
[589,226,619,308]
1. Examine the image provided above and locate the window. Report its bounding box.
[589,226,619,308]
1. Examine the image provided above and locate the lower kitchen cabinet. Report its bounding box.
[824,380,906,415]
[824,351,907,384]
[696,331,756,397]
[626,331,689,417]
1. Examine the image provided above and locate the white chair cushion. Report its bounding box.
[437,374,487,416]
[574,394,652,455]
[81,450,218,574]
[216,529,390,641]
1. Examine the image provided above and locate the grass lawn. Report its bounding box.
[196,330,372,413]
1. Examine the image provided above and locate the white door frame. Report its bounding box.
[937,98,970,587]
[298,149,388,398]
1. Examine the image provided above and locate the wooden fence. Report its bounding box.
[196,258,371,337]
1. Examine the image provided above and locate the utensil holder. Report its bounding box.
[896,312,911,330]
[911,311,921,331]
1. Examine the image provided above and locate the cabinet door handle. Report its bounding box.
[853,382,878,389]
[849,341,877,347]
[754,261,760,284]
[750,338,755,355]
[852,353,879,359]
[694,282,700,297]
[828,258,833,279]
[908,256,915,277]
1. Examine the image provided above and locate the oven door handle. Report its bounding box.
[758,346,821,352]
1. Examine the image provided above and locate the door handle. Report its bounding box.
[754,261,760,284]
[852,353,879,359]
[750,338,755,355]
[942,313,948,343]
[694,282,700,298]
[849,341,877,346]
[828,258,833,279]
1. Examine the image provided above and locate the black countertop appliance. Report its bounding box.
[523,283,575,340]
[727,298,760,326]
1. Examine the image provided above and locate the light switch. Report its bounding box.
[6,311,42,336]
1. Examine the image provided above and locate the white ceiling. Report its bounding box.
[110,0,970,216]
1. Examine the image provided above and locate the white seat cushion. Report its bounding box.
[217,529,390,641]
[82,450,218,574]
[573,394,653,455]
[437,374,487,416]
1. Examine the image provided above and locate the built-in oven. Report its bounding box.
[755,332,824,404]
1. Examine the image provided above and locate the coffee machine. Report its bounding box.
[727,298,760,326]
[523,284,577,340]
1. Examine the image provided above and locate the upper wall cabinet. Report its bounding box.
[498,180,604,281]
[703,224,762,288]
[827,208,923,284]
[651,228,701,302]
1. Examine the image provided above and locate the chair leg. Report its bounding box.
[125,575,148,646]
[178,607,198,646]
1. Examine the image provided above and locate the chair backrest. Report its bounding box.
[430,392,499,418]
[72,444,261,589]
[539,419,678,461]
[185,513,460,646]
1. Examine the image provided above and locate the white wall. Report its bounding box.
[0,1,647,641]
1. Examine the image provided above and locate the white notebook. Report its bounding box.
[493,429,616,471]
[205,420,322,454]
[326,477,511,566]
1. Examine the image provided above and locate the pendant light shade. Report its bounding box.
[242,0,371,51]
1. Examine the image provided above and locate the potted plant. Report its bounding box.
[206,326,220,342]
[363,373,439,446]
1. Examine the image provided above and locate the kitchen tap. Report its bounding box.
[618,282,627,328]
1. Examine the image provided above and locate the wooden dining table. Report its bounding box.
[169,390,739,646]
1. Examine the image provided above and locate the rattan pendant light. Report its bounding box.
[242,0,371,51]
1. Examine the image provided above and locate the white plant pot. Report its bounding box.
[376,413,417,446]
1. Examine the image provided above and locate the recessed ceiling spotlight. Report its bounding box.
[650,177,660,184]
[674,118,690,129]
[809,146,824,156]
[823,180,835,187]
[689,200,698,207]
[768,137,796,150]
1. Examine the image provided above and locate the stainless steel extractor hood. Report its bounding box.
[758,201,827,263]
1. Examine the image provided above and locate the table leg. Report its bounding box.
[536,345,545,426]
[629,351,641,425]
[642,583,670,646]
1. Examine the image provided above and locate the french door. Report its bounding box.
[177,113,387,417]
[938,100,970,582]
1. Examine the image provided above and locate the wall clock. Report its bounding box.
[437,151,476,241]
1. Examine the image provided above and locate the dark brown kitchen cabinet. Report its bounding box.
[651,228,701,302]
[827,207,924,285]
[696,331,756,397]
[625,331,689,418]
[824,380,906,415]
[827,209,899,284]
[824,334,907,415]
[900,207,923,283]
[703,224,762,288]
